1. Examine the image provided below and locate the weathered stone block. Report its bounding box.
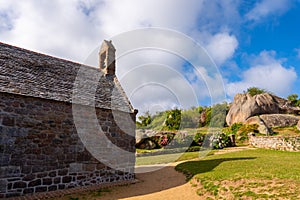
[58,169,68,176]
[69,163,82,173]
[22,174,35,181]
[36,172,48,178]
[42,178,52,185]
[62,176,72,183]
[48,185,57,191]
[32,166,45,173]
[6,192,21,198]
[35,186,47,193]
[0,166,20,178]
[28,179,41,187]
[13,181,26,189]
[48,171,56,177]
[21,166,32,174]
[0,154,10,166]
[53,177,61,184]
[58,184,65,189]
[85,164,96,171]
[23,188,34,194]
[0,179,7,193]
[2,116,15,126]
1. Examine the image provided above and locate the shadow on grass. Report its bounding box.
[175,157,257,180]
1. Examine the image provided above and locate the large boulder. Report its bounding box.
[244,116,272,135]
[259,114,299,127]
[297,120,300,131]
[226,93,300,126]
[245,114,299,135]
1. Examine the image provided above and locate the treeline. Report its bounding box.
[136,102,229,130]
[136,87,300,131]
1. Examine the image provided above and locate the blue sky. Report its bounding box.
[1,0,300,114]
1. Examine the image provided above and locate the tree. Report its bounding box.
[287,94,298,102]
[181,108,200,128]
[210,102,228,127]
[136,111,152,128]
[287,94,300,107]
[164,109,181,130]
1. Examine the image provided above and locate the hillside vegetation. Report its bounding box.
[136,87,300,150]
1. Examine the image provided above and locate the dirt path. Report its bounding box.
[103,164,200,200]
[53,146,254,200]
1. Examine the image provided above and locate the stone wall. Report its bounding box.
[0,92,136,198]
[249,136,300,152]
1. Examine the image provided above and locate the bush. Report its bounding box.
[246,87,267,96]
[210,133,231,149]
[287,94,300,107]
[193,132,205,146]
[164,109,181,130]
[236,124,259,141]
[222,122,243,135]
[223,123,258,143]
[181,108,200,128]
[136,112,152,128]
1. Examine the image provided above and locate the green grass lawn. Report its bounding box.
[175,149,300,199]
[136,150,209,165]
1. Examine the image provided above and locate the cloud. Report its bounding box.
[245,0,292,22]
[0,0,102,61]
[94,0,204,36]
[226,51,297,98]
[0,0,240,114]
[205,32,238,66]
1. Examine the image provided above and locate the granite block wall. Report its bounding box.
[0,92,136,198]
[249,136,300,152]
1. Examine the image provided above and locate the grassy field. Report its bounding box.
[175,149,300,199]
[136,150,207,165]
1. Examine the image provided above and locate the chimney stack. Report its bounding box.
[99,40,116,76]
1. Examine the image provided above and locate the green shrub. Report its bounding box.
[164,109,181,130]
[237,124,259,141]
[287,94,300,107]
[210,133,231,149]
[246,87,267,96]
[222,122,243,135]
[136,112,152,128]
[193,132,205,146]
[222,123,258,144]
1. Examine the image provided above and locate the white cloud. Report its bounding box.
[226,51,297,98]
[0,0,101,61]
[0,0,240,114]
[245,0,291,22]
[94,0,204,36]
[205,32,238,66]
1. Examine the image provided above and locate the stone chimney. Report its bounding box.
[99,40,116,76]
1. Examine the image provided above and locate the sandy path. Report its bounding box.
[88,147,254,199]
[97,164,201,200]
[53,147,254,200]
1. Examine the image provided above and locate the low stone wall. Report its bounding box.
[0,92,136,198]
[249,136,300,152]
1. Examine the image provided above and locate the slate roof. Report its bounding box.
[0,42,134,113]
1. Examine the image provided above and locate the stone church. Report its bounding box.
[0,40,137,198]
